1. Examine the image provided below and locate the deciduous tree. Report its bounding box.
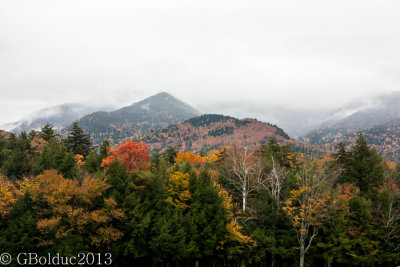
[283,156,338,267]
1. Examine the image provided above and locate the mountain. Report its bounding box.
[300,92,400,145]
[139,114,293,153]
[307,118,400,161]
[300,92,400,160]
[71,92,201,145]
[1,103,112,134]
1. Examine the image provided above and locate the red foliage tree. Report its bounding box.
[101,140,150,171]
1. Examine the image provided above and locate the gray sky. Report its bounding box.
[1,0,400,125]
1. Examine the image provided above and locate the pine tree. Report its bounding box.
[32,139,68,175]
[2,133,32,178]
[83,150,100,173]
[64,122,91,157]
[99,139,110,161]
[39,123,56,141]
[347,134,384,194]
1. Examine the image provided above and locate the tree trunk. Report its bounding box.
[243,195,246,212]
[299,245,305,267]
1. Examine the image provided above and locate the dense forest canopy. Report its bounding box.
[0,123,399,266]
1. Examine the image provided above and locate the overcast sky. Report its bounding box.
[1,0,400,125]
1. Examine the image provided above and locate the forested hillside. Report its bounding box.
[302,118,400,161]
[140,114,292,153]
[1,123,400,266]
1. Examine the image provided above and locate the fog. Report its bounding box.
[1,0,399,131]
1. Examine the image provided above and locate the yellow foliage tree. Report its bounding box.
[0,175,35,218]
[216,183,257,253]
[0,175,16,218]
[166,171,191,210]
[283,156,338,267]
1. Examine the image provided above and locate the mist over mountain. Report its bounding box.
[69,92,201,145]
[3,90,400,161]
[301,92,400,143]
[298,92,400,160]
[0,103,114,134]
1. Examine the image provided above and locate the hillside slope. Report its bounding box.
[302,118,400,161]
[139,114,293,153]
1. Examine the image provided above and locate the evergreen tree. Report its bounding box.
[164,146,178,164]
[334,134,384,194]
[99,139,110,162]
[32,139,68,175]
[28,130,38,140]
[2,133,32,178]
[59,152,78,179]
[64,122,91,157]
[39,123,56,141]
[0,133,7,169]
[83,150,100,173]
[348,134,384,193]
[0,193,39,254]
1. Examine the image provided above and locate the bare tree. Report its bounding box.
[262,156,288,267]
[376,178,400,252]
[264,156,287,211]
[221,145,264,212]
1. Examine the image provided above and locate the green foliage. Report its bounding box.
[39,123,56,141]
[33,139,67,174]
[2,132,32,178]
[32,139,77,178]
[2,129,400,266]
[64,121,91,157]
[336,133,384,194]
[83,150,100,173]
[0,193,38,254]
[208,126,234,137]
[260,137,297,170]
[99,139,110,161]
[187,114,238,127]
[0,133,7,169]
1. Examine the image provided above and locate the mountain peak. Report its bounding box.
[138,92,190,106]
[72,92,201,145]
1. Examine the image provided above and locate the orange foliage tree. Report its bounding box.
[29,170,124,250]
[174,152,205,166]
[75,154,84,168]
[101,140,150,171]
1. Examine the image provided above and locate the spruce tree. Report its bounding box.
[39,123,56,141]
[348,133,384,193]
[64,122,91,157]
